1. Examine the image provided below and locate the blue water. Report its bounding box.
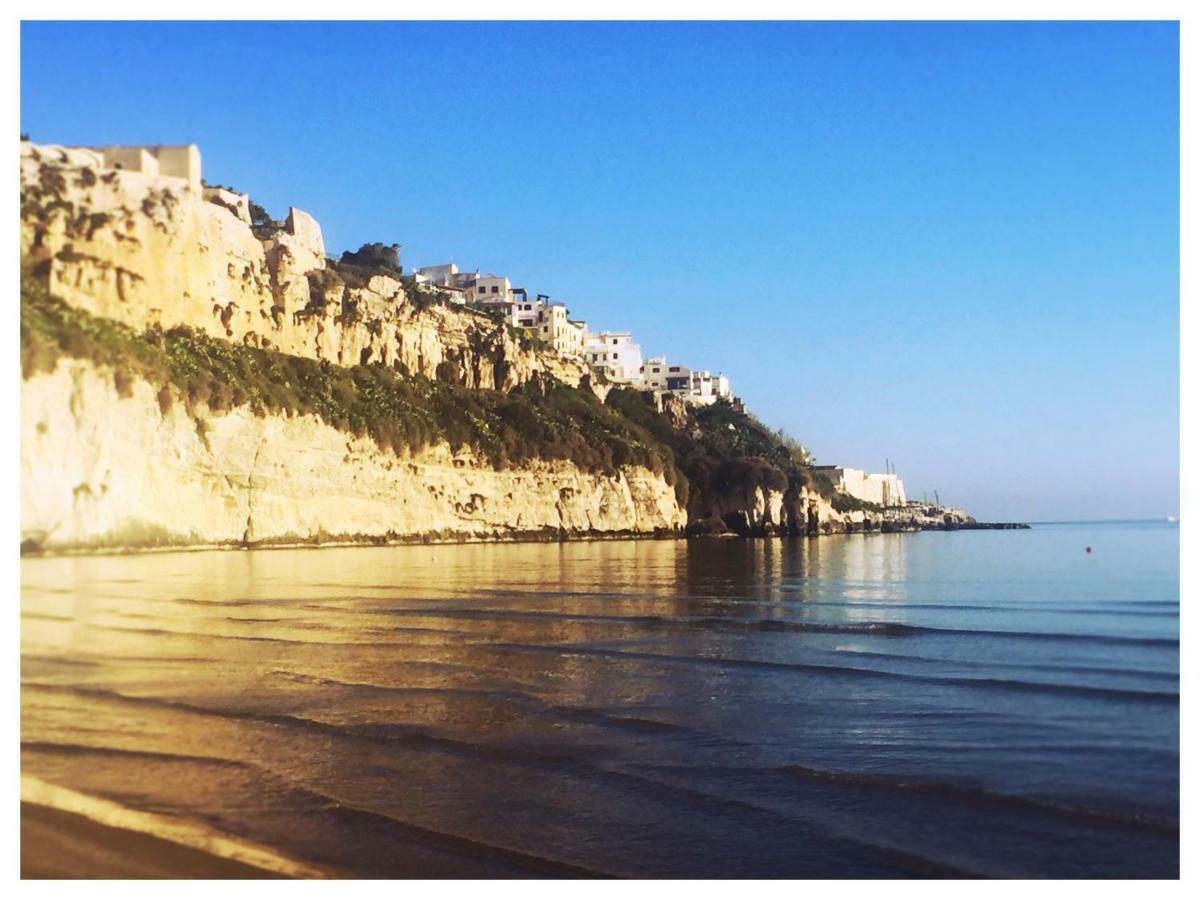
[20,522,1179,877]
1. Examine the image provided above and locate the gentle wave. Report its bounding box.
[462,590,1181,617]
[22,675,1173,875]
[487,644,1179,702]
[20,773,328,877]
[711,619,1179,646]
[26,733,981,877]
[777,764,1179,837]
[25,733,974,877]
[78,621,452,648]
[21,743,606,877]
[828,648,1180,682]
[284,606,1179,648]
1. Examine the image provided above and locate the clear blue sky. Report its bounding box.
[20,21,1179,521]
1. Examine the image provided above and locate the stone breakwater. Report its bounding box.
[21,360,686,553]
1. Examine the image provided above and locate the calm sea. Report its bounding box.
[20,521,1179,878]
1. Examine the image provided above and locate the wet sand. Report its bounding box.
[21,802,284,879]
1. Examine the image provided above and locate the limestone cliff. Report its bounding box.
[689,481,842,538]
[20,142,587,393]
[18,140,890,553]
[22,359,684,552]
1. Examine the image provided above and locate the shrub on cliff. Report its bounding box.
[248,201,283,239]
[21,276,684,484]
[712,458,788,495]
[604,387,810,513]
[22,277,813,514]
[340,242,401,274]
[829,492,884,514]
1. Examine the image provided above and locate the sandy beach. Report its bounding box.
[21,802,283,879]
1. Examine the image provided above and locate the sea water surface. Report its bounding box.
[21,522,1179,878]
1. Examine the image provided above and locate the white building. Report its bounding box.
[414,263,459,286]
[684,369,732,406]
[637,355,732,405]
[414,265,512,303]
[538,303,584,356]
[814,466,908,507]
[441,284,472,304]
[416,264,524,313]
[470,273,513,304]
[508,295,587,357]
[512,296,538,329]
[638,355,669,390]
[585,331,644,383]
[411,266,734,394]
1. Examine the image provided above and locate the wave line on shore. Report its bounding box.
[20,774,329,878]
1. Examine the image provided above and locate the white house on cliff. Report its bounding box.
[813,466,907,507]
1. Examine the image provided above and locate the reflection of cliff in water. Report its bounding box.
[805,533,910,603]
[676,535,909,605]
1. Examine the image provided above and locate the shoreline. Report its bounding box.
[19,520,1031,561]
[20,776,326,879]
[21,802,285,879]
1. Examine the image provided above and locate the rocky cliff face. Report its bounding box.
[20,142,586,393]
[690,482,843,537]
[18,141,869,553]
[22,360,685,552]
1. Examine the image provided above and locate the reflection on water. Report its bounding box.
[21,527,1178,877]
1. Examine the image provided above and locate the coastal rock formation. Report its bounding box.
[702,484,786,536]
[18,140,949,552]
[20,141,587,393]
[21,360,686,552]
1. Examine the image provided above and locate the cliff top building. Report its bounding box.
[813,466,907,507]
[92,144,202,193]
[638,355,732,406]
[414,262,459,286]
[585,330,643,383]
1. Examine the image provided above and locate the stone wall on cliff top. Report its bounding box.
[21,359,685,551]
[20,141,588,394]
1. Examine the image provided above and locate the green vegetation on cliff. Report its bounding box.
[20,276,683,488]
[22,275,824,516]
[827,492,885,514]
[604,388,819,515]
